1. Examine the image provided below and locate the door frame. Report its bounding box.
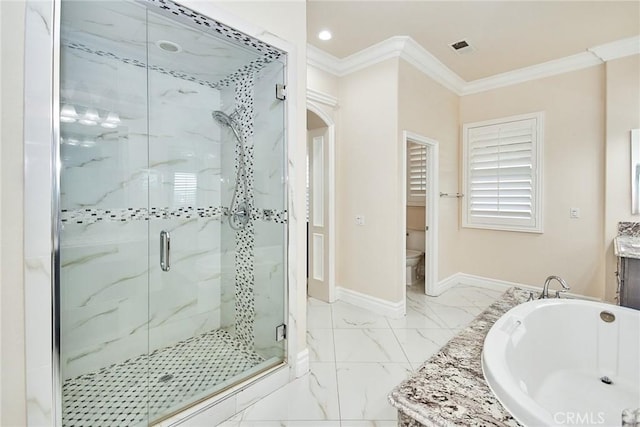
[306,100,336,302]
[402,131,439,298]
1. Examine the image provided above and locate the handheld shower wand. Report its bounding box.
[212,110,249,231]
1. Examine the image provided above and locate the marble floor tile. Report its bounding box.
[331,301,391,329]
[285,422,341,427]
[307,297,331,307]
[428,304,483,329]
[240,362,340,421]
[231,423,341,427]
[333,329,408,363]
[220,283,497,426]
[386,306,448,329]
[336,362,412,420]
[391,328,456,366]
[423,285,505,309]
[307,328,335,362]
[307,305,333,329]
[340,422,398,427]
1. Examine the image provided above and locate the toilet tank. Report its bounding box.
[407,228,425,252]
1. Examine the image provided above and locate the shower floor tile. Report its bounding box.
[62,329,264,427]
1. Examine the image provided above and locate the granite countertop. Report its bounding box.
[388,287,531,427]
[614,235,640,260]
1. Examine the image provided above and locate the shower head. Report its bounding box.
[212,110,236,128]
[212,109,243,146]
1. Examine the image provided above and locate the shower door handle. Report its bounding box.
[160,230,170,272]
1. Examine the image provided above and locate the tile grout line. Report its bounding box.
[329,300,344,427]
[386,317,413,369]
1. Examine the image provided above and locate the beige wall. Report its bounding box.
[308,65,339,99]
[307,110,326,130]
[1,1,27,425]
[398,60,460,280]
[459,66,606,298]
[309,54,633,305]
[604,54,640,301]
[407,206,425,231]
[336,58,402,302]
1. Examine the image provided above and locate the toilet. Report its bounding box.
[406,228,425,286]
[406,250,423,285]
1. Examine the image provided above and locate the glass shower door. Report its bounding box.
[145,9,287,422]
[58,1,151,426]
[59,0,288,424]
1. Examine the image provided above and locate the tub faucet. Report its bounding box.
[539,275,570,299]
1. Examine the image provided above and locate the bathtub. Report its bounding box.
[482,298,640,427]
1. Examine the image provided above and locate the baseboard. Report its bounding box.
[295,348,309,378]
[442,272,602,301]
[335,286,405,318]
[432,273,463,296]
[456,273,528,291]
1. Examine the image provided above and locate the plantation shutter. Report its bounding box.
[463,113,543,232]
[407,142,427,206]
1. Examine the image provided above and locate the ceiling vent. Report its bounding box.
[449,39,474,54]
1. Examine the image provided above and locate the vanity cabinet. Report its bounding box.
[614,235,640,310]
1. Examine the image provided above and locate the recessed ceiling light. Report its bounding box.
[156,40,182,53]
[318,30,332,41]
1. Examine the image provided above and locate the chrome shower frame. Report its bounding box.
[51,0,63,425]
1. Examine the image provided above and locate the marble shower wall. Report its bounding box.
[59,38,225,379]
[218,59,287,359]
[233,72,257,349]
[220,84,238,333]
[252,60,287,359]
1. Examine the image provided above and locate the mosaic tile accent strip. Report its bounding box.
[252,208,288,224]
[389,287,530,427]
[60,206,225,224]
[62,329,264,427]
[618,222,640,237]
[60,206,286,225]
[234,72,257,348]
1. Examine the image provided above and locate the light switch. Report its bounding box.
[355,215,365,226]
[570,207,580,219]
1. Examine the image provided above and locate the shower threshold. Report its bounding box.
[62,329,267,426]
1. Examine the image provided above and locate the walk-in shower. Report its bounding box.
[56,0,288,424]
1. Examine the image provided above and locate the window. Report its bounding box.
[462,112,543,233]
[407,141,427,206]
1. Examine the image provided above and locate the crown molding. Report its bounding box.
[307,35,639,96]
[307,44,343,76]
[308,37,463,94]
[307,88,338,108]
[339,36,405,75]
[461,51,603,95]
[588,35,640,62]
[397,36,466,94]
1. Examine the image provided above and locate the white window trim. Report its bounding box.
[462,111,544,233]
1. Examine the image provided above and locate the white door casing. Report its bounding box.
[306,96,336,303]
[402,131,439,298]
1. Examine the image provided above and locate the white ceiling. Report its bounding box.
[307,1,640,81]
